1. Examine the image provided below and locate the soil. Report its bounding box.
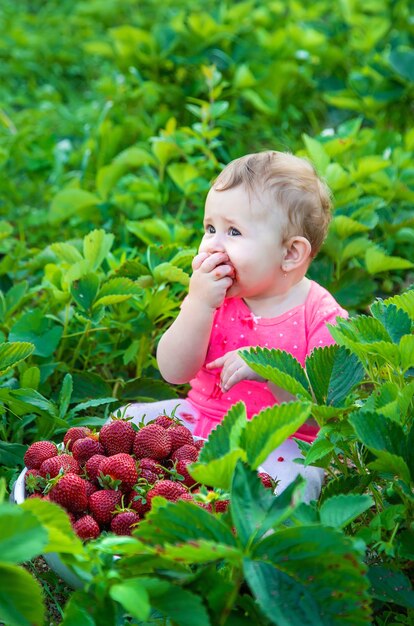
[24,556,72,625]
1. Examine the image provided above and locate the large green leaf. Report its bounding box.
[140,577,212,626]
[368,452,412,484]
[21,498,84,555]
[120,377,178,402]
[349,411,407,458]
[93,277,142,308]
[50,242,83,264]
[241,348,312,399]
[0,564,45,626]
[83,229,114,271]
[0,341,34,376]
[136,500,237,547]
[242,402,312,469]
[70,273,100,310]
[319,494,373,528]
[198,402,247,464]
[49,188,99,224]
[243,559,321,626]
[253,527,370,625]
[399,334,414,371]
[9,310,63,358]
[365,246,413,274]
[230,461,300,547]
[190,448,247,490]
[368,565,414,609]
[383,289,414,321]
[0,504,48,563]
[160,539,241,564]
[109,579,150,621]
[370,301,412,343]
[306,345,364,406]
[153,262,190,286]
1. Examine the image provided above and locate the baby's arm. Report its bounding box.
[156,251,234,384]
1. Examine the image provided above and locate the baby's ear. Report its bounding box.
[282,236,312,271]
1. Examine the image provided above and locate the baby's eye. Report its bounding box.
[205,224,215,234]
[229,227,241,236]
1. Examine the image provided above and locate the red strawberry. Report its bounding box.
[129,490,151,516]
[63,427,91,451]
[49,473,88,513]
[209,499,229,513]
[139,469,159,484]
[25,469,44,494]
[89,489,122,526]
[24,441,58,470]
[194,439,205,451]
[85,481,98,498]
[146,480,187,506]
[72,436,104,465]
[98,454,138,492]
[169,425,194,452]
[39,454,80,478]
[110,511,140,536]
[138,458,165,479]
[85,454,108,484]
[133,425,171,460]
[73,515,101,540]
[175,459,198,488]
[171,444,198,463]
[179,492,194,502]
[258,472,275,490]
[99,419,135,456]
[153,415,176,429]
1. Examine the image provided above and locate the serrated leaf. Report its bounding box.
[67,396,117,418]
[330,215,370,239]
[304,439,335,466]
[370,300,412,343]
[365,246,413,274]
[93,277,142,308]
[21,498,83,554]
[190,448,247,490]
[20,366,40,390]
[11,388,59,418]
[83,229,114,271]
[319,494,373,528]
[306,345,364,406]
[127,219,172,246]
[136,500,237,547]
[244,559,321,626]
[242,402,312,469]
[368,452,411,484]
[120,378,178,402]
[71,273,100,310]
[241,348,312,399]
[349,411,407,458]
[160,539,241,563]
[198,402,247,464]
[141,577,212,626]
[0,342,34,376]
[400,334,414,371]
[0,563,45,626]
[167,162,199,192]
[383,289,414,320]
[153,262,190,286]
[49,242,83,264]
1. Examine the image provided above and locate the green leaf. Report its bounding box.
[71,273,100,310]
[20,366,40,390]
[120,377,178,402]
[198,402,247,464]
[9,310,62,358]
[0,563,45,626]
[127,219,172,246]
[58,373,73,419]
[109,579,150,621]
[389,48,414,82]
[365,246,413,274]
[93,277,141,308]
[306,345,364,406]
[190,448,247,490]
[383,289,414,321]
[368,565,414,608]
[319,494,373,528]
[243,559,321,626]
[21,498,84,555]
[368,452,411,484]
[0,503,48,563]
[349,411,406,458]
[136,500,237,547]
[49,242,83,264]
[0,341,34,376]
[302,134,330,175]
[370,301,412,344]
[50,188,99,224]
[11,388,59,419]
[140,577,212,626]
[231,461,298,547]
[0,441,26,466]
[83,229,114,271]
[60,592,96,626]
[304,439,335,466]
[330,215,370,239]
[242,402,312,469]
[160,539,241,564]
[241,348,312,399]
[153,262,190,286]
[167,162,200,192]
[399,334,414,372]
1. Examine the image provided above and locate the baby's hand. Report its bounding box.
[206,348,266,391]
[188,252,234,310]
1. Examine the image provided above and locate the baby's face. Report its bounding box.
[199,185,287,300]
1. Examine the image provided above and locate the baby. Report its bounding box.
[126,150,348,500]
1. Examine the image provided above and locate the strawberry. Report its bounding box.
[139,469,159,484]
[133,424,171,460]
[153,414,176,429]
[129,489,151,516]
[146,480,187,506]
[72,436,104,465]
[99,419,135,456]
[171,444,199,463]
[138,458,165,480]
[63,427,91,451]
[169,425,194,452]
[89,489,122,526]
[73,515,101,540]
[194,439,205,451]
[24,469,45,494]
[110,511,140,536]
[209,499,229,513]
[48,473,88,513]
[39,453,80,478]
[85,481,98,498]
[175,459,198,488]
[85,454,107,484]
[98,453,138,492]
[258,472,275,490]
[24,441,58,470]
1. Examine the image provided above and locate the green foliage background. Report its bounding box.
[0,0,413,624]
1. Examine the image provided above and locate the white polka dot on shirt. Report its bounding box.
[293,345,297,349]
[293,321,298,325]
[240,334,244,338]
[279,333,283,337]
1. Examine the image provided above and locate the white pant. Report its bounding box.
[120,399,324,503]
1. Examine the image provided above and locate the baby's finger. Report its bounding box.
[200,252,229,273]
[192,252,210,271]
[206,356,225,370]
[221,367,244,391]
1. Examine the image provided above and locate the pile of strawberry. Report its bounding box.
[23,414,275,541]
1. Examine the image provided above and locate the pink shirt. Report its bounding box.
[188,280,348,441]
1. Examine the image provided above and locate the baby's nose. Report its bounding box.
[200,235,226,255]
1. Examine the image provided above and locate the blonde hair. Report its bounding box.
[213,150,332,256]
